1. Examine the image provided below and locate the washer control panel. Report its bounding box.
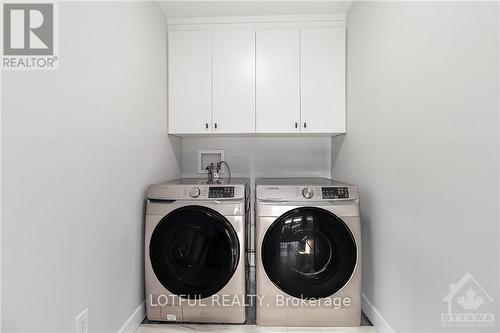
[209,186,235,198]
[148,180,249,200]
[322,187,349,199]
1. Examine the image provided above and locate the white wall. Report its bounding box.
[1,2,180,332]
[333,2,499,332]
[181,136,331,179]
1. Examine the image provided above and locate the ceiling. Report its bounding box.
[158,1,353,18]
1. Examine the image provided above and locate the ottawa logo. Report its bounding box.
[441,272,495,328]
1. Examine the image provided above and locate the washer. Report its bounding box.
[255,178,361,326]
[145,178,250,323]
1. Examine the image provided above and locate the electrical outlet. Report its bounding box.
[75,309,88,333]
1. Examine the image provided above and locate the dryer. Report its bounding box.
[255,178,361,326]
[145,178,250,323]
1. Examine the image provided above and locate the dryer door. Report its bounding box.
[149,205,239,299]
[262,207,357,299]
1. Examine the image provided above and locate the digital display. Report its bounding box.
[209,186,235,198]
[322,187,349,199]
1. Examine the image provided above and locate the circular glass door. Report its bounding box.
[149,205,239,299]
[262,207,357,299]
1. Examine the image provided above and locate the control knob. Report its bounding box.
[189,187,201,198]
[302,187,314,199]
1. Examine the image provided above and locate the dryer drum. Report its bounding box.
[262,207,357,299]
[149,205,240,299]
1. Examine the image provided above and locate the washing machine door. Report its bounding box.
[262,207,357,299]
[149,205,239,299]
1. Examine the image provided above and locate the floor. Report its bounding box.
[135,324,378,333]
[138,310,374,333]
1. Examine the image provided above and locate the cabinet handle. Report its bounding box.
[205,123,209,129]
[214,123,217,129]
[303,122,307,128]
[295,122,298,129]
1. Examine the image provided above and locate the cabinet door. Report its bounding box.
[213,30,255,133]
[256,29,300,133]
[301,27,346,133]
[168,30,212,134]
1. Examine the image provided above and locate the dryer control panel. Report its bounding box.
[256,182,358,201]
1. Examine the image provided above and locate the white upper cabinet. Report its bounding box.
[168,30,212,134]
[167,15,346,136]
[256,29,300,133]
[301,27,346,133]
[213,30,255,134]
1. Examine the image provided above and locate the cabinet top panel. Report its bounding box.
[167,14,346,26]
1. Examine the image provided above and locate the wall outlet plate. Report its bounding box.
[197,150,225,174]
[75,309,88,333]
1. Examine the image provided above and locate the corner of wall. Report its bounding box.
[118,302,145,333]
[331,133,346,177]
[362,293,395,333]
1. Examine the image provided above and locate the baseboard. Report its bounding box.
[118,301,146,333]
[362,293,395,333]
